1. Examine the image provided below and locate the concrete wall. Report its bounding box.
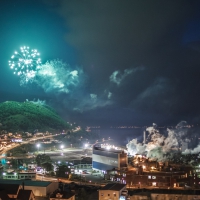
[46,182,59,196]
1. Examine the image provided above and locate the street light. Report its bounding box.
[60,145,64,155]
[36,144,40,153]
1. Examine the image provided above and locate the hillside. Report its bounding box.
[0,101,70,132]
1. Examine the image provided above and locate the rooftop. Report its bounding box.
[0,190,10,200]
[50,192,75,199]
[17,189,33,200]
[0,180,51,187]
[0,183,20,195]
[100,183,126,191]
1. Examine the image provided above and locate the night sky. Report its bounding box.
[1,0,200,127]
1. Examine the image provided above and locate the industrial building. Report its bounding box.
[92,146,128,171]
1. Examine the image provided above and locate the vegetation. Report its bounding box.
[0,101,70,132]
[35,154,51,166]
[56,164,70,178]
[35,154,53,172]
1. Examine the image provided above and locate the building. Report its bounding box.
[0,183,21,199]
[92,146,128,171]
[99,183,127,200]
[2,171,36,180]
[0,190,10,200]
[0,183,35,200]
[17,189,35,200]
[129,189,200,200]
[0,180,58,196]
[50,191,75,200]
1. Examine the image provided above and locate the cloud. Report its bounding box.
[41,1,200,125]
[110,66,145,85]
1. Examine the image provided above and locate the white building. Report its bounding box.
[99,183,127,200]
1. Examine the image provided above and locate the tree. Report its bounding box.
[35,154,51,166]
[42,162,53,172]
[56,164,70,178]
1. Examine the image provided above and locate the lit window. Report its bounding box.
[152,176,156,179]
[148,176,151,179]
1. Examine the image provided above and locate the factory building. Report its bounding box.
[92,146,128,171]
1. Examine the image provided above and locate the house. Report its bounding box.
[0,180,58,197]
[17,189,35,200]
[0,183,21,199]
[99,183,127,200]
[0,190,10,200]
[49,192,75,200]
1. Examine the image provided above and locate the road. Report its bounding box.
[36,174,106,187]
[0,133,66,158]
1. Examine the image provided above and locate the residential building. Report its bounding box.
[99,183,127,200]
[49,192,75,200]
[0,180,58,197]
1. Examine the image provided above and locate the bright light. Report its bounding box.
[60,145,64,149]
[106,146,111,150]
[37,144,40,148]
[85,144,88,148]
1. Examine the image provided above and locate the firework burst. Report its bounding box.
[8,46,41,84]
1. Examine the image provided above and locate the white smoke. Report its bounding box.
[126,121,197,161]
[35,60,83,93]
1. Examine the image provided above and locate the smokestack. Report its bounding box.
[143,131,146,144]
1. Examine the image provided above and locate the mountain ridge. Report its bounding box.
[0,101,69,132]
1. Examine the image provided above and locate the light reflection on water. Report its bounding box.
[91,128,144,146]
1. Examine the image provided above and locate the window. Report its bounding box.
[108,194,110,196]
[148,176,151,179]
[114,193,116,197]
[152,176,156,179]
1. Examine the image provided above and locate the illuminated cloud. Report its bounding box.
[90,93,97,101]
[110,66,145,85]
